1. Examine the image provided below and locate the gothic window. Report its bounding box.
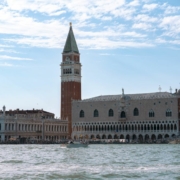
[166,109,172,117]
[120,111,126,118]
[108,109,114,117]
[133,108,139,116]
[94,109,99,117]
[149,110,155,117]
[80,110,84,118]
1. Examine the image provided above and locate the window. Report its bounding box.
[149,110,155,117]
[166,109,172,117]
[133,108,139,116]
[63,68,72,74]
[120,111,126,118]
[80,110,84,118]
[109,109,114,117]
[94,109,99,117]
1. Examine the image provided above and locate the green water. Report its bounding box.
[0,144,179,180]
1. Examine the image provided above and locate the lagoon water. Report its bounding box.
[0,144,179,180]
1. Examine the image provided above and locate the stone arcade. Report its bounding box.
[72,91,180,142]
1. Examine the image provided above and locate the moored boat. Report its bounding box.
[168,140,177,144]
[61,141,89,148]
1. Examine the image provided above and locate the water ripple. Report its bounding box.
[0,144,179,179]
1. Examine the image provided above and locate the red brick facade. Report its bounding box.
[61,81,81,135]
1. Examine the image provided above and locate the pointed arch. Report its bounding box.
[149,109,155,117]
[94,109,99,117]
[171,124,173,130]
[108,109,114,117]
[133,108,139,116]
[132,125,134,131]
[120,111,126,118]
[114,134,118,139]
[166,109,172,117]
[135,125,137,131]
[79,110,84,118]
[120,134,124,139]
[108,134,112,139]
[160,124,163,131]
[144,124,147,131]
[157,124,159,130]
[164,124,166,130]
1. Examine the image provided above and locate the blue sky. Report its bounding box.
[0,0,180,117]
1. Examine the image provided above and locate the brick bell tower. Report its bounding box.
[61,23,81,137]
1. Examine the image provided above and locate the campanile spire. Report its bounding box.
[61,23,81,137]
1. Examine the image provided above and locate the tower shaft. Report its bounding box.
[61,24,81,136]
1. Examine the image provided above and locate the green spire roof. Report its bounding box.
[63,23,79,54]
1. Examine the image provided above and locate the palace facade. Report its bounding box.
[72,91,180,141]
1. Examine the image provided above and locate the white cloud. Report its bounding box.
[0,48,19,53]
[78,37,154,49]
[159,16,180,37]
[0,44,12,48]
[143,3,158,11]
[101,16,112,21]
[0,62,14,67]
[134,14,158,23]
[0,55,32,60]
[161,3,180,15]
[128,0,140,7]
[0,0,179,50]
[99,53,114,56]
[132,23,152,30]
[112,7,136,20]
[155,38,167,44]
[6,0,66,15]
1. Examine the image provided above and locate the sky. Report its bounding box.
[0,0,180,118]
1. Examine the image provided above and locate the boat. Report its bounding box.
[61,140,89,148]
[168,138,180,144]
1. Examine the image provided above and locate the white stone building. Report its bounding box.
[72,91,180,142]
[0,106,68,142]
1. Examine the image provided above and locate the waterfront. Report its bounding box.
[0,145,179,180]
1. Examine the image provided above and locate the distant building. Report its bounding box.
[0,107,68,142]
